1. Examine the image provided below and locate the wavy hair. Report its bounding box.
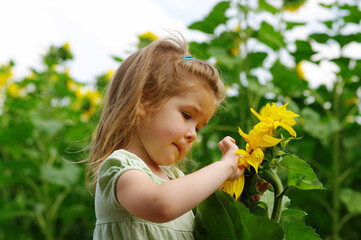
[86,33,225,193]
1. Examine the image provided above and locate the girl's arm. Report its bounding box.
[116,136,244,223]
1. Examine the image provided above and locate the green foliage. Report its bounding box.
[194,190,284,240]
[188,1,230,34]
[187,0,361,239]
[0,43,98,239]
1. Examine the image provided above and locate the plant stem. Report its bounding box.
[260,169,284,222]
[332,122,341,240]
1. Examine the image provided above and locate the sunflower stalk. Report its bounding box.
[259,168,283,222]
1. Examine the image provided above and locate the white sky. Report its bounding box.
[1,0,360,88]
[0,0,218,83]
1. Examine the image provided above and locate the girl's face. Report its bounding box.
[130,85,216,167]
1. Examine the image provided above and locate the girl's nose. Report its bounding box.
[185,127,197,142]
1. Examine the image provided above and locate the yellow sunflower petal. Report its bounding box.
[247,148,264,173]
[250,107,263,122]
[220,175,245,200]
[238,127,249,142]
[260,134,283,147]
[277,122,297,137]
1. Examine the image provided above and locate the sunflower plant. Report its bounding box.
[194,102,324,240]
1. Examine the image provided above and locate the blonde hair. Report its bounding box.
[86,33,225,193]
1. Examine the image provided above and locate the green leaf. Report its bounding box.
[340,188,361,213]
[301,107,342,145]
[334,33,361,48]
[189,42,211,59]
[194,190,284,240]
[280,209,307,224]
[259,0,278,14]
[280,155,323,191]
[111,55,123,62]
[248,201,269,218]
[293,40,316,62]
[341,4,361,24]
[255,22,285,50]
[282,209,307,218]
[33,118,64,135]
[41,163,81,187]
[249,52,268,69]
[270,61,307,97]
[208,46,239,69]
[323,21,334,30]
[285,21,306,30]
[29,110,64,135]
[188,1,230,34]
[247,79,280,97]
[309,33,329,44]
[284,222,322,240]
[194,191,238,240]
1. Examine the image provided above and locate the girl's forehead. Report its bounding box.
[173,86,217,115]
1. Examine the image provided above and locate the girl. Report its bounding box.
[87,34,244,239]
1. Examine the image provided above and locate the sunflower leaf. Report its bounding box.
[280,155,323,191]
[193,190,284,240]
[284,222,322,240]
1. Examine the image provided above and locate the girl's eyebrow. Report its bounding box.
[182,104,213,127]
[188,105,201,113]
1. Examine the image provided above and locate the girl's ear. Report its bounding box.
[137,103,147,118]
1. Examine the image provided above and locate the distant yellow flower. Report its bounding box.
[85,89,102,106]
[234,24,240,33]
[105,69,114,81]
[230,47,240,56]
[67,80,78,91]
[50,73,58,82]
[0,65,12,87]
[63,42,70,51]
[71,85,102,122]
[283,0,307,12]
[7,83,25,98]
[27,72,36,80]
[345,97,358,106]
[296,61,305,80]
[139,31,158,42]
[74,86,85,98]
[65,67,70,76]
[81,110,92,122]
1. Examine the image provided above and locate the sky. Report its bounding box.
[0,0,219,83]
[1,0,360,88]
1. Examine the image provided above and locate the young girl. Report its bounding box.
[86,34,244,240]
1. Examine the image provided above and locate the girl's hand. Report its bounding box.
[218,136,244,181]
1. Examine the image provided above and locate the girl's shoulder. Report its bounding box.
[98,149,153,178]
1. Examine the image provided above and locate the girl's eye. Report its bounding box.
[182,112,192,120]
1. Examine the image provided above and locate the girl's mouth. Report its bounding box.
[173,143,181,153]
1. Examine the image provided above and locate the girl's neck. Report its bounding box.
[126,137,170,181]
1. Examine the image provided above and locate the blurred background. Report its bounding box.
[1,0,360,239]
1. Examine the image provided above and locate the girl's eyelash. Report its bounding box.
[182,112,192,120]
[182,112,199,132]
